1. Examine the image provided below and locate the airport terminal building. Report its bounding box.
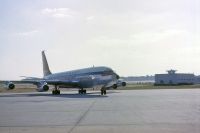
[155,70,195,85]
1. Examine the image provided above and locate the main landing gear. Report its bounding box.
[101,88,107,95]
[52,85,60,95]
[78,89,87,94]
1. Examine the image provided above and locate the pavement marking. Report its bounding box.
[67,100,96,133]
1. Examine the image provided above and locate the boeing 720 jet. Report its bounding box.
[1,51,126,95]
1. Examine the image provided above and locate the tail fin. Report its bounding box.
[42,51,52,77]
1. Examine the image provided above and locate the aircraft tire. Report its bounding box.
[52,90,55,95]
[79,90,83,94]
[57,90,60,94]
[52,90,60,95]
[79,89,86,94]
[101,90,103,95]
[103,90,106,95]
[83,90,86,94]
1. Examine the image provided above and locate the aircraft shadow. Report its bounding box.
[0,92,111,98]
[0,90,119,98]
[26,93,108,98]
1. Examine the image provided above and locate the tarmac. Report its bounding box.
[0,89,200,133]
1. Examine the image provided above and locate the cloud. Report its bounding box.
[86,29,189,47]
[16,30,39,36]
[86,16,95,23]
[41,8,77,18]
[130,29,189,45]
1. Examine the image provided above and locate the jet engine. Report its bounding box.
[5,82,15,90]
[112,84,118,89]
[114,80,127,89]
[121,81,126,87]
[36,82,49,92]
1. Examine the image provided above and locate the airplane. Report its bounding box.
[1,51,126,95]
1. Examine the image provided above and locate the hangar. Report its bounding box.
[155,69,195,85]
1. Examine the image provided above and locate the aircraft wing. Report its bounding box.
[0,79,81,89]
[0,80,39,84]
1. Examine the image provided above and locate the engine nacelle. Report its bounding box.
[36,82,49,92]
[112,84,118,89]
[121,82,126,87]
[115,80,127,88]
[5,82,15,90]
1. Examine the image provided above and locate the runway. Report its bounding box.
[0,89,200,133]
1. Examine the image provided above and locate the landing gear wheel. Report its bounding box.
[101,90,103,95]
[103,90,106,95]
[83,90,86,94]
[57,90,60,94]
[52,85,60,95]
[78,89,86,94]
[101,89,107,95]
[52,89,60,95]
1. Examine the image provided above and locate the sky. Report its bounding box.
[0,0,199,79]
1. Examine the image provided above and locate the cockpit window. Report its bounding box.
[101,70,114,76]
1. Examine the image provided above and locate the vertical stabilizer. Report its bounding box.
[42,51,52,77]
